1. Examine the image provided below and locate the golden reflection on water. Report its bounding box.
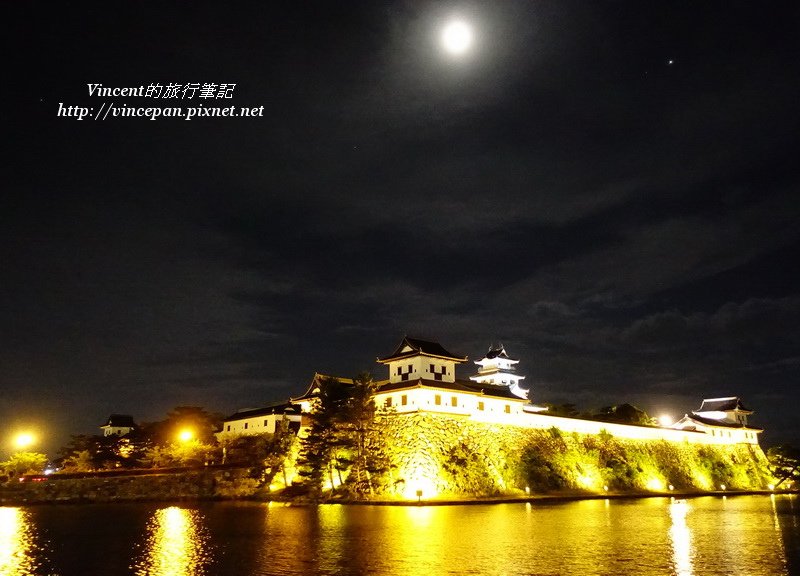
[0,507,40,575]
[132,496,800,576]
[132,507,212,576]
[669,499,693,576]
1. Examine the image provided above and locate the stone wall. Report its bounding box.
[378,412,773,498]
[0,468,261,505]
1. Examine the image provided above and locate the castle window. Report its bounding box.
[401,395,408,406]
[478,401,484,411]
[264,419,269,426]
[430,363,434,373]
[226,425,230,432]
[385,397,393,408]
[504,405,511,414]
[397,367,401,375]
[244,423,249,429]
[451,396,458,407]
[435,395,441,406]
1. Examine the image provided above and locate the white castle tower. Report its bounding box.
[470,344,529,399]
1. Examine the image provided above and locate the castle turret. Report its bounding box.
[377,336,467,383]
[470,344,529,399]
[693,397,753,426]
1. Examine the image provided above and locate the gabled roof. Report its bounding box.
[291,373,355,402]
[675,413,762,432]
[377,337,467,363]
[696,397,752,413]
[100,414,136,428]
[222,402,300,422]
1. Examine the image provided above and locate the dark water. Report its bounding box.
[2,495,799,575]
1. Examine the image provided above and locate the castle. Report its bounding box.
[217,336,762,447]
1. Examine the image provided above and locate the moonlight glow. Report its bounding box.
[441,21,473,54]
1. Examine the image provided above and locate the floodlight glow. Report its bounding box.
[178,429,194,443]
[658,415,673,427]
[441,21,473,54]
[13,433,35,450]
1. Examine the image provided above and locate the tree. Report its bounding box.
[57,431,152,471]
[590,403,656,426]
[767,444,800,488]
[61,449,94,472]
[148,406,222,446]
[296,376,353,497]
[341,372,389,496]
[295,373,391,499]
[1,452,48,477]
[543,403,580,418]
[263,419,296,487]
[338,372,382,496]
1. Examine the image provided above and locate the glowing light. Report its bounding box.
[441,21,473,55]
[720,484,726,491]
[133,507,211,576]
[577,474,600,490]
[659,415,673,427]
[647,478,665,492]
[322,475,343,492]
[691,470,712,490]
[768,484,775,491]
[669,484,675,491]
[402,475,438,501]
[117,438,134,458]
[13,433,35,450]
[177,429,194,443]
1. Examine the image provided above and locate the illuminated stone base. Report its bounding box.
[378,413,774,499]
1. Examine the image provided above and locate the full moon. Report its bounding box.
[441,21,473,55]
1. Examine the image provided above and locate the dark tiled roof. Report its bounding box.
[484,346,516,361]
[376,378,525,401]
[461,382,522,399]
[101,414,136,428]
[223,402,300,422]
[697,397,752,413]
[377,337,467,363]
[291,373,355,401]
[686,413,761,431]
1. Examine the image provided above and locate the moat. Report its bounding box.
[3,494,799,575]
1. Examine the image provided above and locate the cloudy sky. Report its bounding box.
[6,1,799,453]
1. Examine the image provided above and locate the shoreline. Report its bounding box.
[288,487,797,507]
[2,487,795,507]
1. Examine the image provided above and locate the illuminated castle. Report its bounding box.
[470,344,529,400]
[221,336,762,447]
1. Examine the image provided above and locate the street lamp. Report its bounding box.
[178,428,194,443]
[13,432,36,450]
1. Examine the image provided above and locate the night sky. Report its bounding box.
[7,1,800,454]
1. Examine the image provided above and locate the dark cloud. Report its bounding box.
[5,0,800,453]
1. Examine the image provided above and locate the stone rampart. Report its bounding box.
[379,412,773,498]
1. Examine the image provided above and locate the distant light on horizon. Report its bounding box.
[659,415,673,427]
